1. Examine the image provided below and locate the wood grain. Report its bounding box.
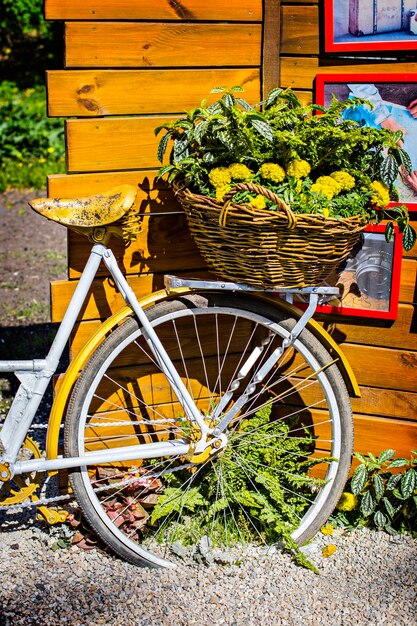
[262,0,280,96]
[68,214,204,278]
[66,116,174,172]
[48,171,168,198]
[47,69,261,117]
[45,0,263,21]
[281,5,319,55]
[65,23,262,68]
[281,58,417,90]
[320,304,417,351]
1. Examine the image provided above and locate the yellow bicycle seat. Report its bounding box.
[28,185,138,228]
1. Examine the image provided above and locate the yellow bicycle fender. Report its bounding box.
[46,287,360,463]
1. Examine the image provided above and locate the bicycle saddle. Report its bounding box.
[28,185,138,227]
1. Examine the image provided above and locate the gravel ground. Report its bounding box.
[0,519,416,626]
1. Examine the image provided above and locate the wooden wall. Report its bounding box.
[45,0,416,457]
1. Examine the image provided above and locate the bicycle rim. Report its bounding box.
[65,293,353,567]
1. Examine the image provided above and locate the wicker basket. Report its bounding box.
[175,182,367,289]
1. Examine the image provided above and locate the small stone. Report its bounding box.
[170,541,188,559]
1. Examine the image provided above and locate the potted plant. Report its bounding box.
[155,87,416,288]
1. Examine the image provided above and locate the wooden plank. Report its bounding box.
[341,344,417,393]
[353,414,417,458]
[351,388,417,422]
[399,259,417,304]
[68,214,204,278]
[280,57,319,90]
[281,6,319,55]
[51,270,209,323]
[48,170,167,198]
[45,0,263,21]
[280,58,417,90]
[262,0,280,97]
[319,304,417,351]
[66,117,175,172]
[65,23,262,68]
[47,69,261,117]
[286,376,417,421]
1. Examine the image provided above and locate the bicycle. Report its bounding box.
[0,184,356,568]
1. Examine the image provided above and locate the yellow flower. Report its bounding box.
[215,185,230,201]
[322,207,329,218]
[249,195,267,209]
[320,523,334,536]
[322,544,337,558]
[336,492,358,512]
[330,171,355,191]
[286,159,311,179]
[259,163,285,183]
[209,167,232,188]
[370,181,390,208]
[228,163,253,181]
[47,147,55,154]
[38,157,46,164]
[311,175,341,199]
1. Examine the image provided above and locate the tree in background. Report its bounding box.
[0,0,63,86]
[0,0,65,190]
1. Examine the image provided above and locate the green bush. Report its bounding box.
[0,0,51,40]
[0,81,65,191]
[331,449,417,535]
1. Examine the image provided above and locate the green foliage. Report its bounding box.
[149,404,328,572]
[156,86,415,251]
[0,81,65,191]
[0,0,51,39]
[331,449,417,534]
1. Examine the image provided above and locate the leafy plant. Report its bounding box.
[149,404,331,572]
[0,81,65,191]
[331,449,417,534]
[90,404,328,571]
[156,86,416,250]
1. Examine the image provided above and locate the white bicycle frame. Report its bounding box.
[0,241,337,481]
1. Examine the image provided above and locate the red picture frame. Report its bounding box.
[310,224,403,320]
[324,0,417,52]
[315,73,417,212]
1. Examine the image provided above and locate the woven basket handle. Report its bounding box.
[222,183,297,229]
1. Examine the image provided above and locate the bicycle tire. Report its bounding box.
[64,293,353,567]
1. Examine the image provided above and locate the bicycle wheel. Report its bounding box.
[64,293,353,567]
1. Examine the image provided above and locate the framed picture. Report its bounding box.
[295,224,402,320]
[315,73,417,211]
[324,0,417,52]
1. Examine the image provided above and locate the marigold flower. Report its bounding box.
[286,159,311,179]
[322,544,337,558]
[330,171,355,191]
[370,180,390,208]
[336,492,358,512]
[228,163,253,181]
[249,195,267,209]
[47,147,55,154]
[215,185,230,201]
[310,176,341,199]
[209,167,232,188]
[320,523,334,536]
[259,163,285,183]
[322,207,330,218]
